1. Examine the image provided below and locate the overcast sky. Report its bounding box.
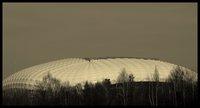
[3,3,197,79]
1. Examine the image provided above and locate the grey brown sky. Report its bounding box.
[3,3,197,79]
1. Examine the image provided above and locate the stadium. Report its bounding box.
[3,57,197,90]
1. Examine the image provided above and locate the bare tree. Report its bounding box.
[153,66,159,82]
[117,68,129,83]
[146,75,154,106]
[35,72,61,105]
[152,66,159,106]
[116,68,130,105]
[166,66,195,106]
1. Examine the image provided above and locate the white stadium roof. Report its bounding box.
[3,58,197,90]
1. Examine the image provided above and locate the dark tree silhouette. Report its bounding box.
[2,67,197,106]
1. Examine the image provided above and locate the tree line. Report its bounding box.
[3,66,197,106]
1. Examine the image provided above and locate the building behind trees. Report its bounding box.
[3,66,197,106]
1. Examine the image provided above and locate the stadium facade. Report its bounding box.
[3,58,197,90]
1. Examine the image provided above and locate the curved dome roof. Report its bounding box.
[3,58,197,90]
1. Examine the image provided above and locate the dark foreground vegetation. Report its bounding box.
[3,66,197,106]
